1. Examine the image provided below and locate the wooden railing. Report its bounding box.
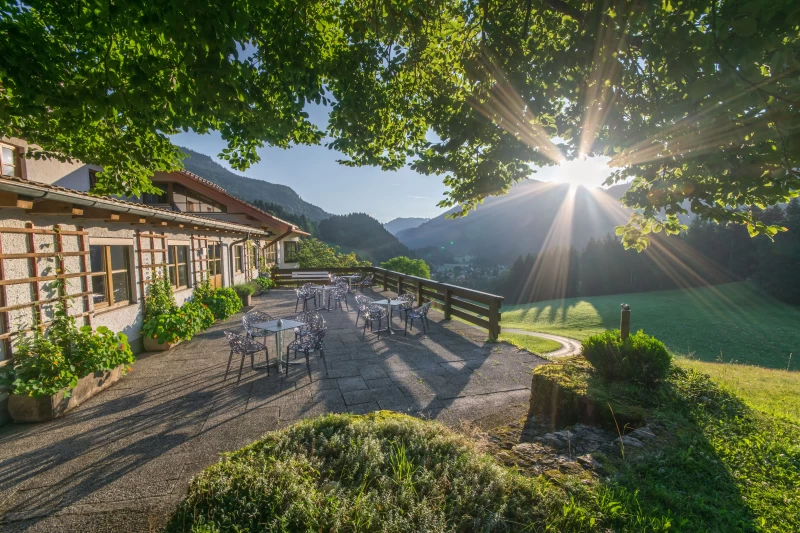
[271,266,503,339]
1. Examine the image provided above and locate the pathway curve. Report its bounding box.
[502,328,582,357]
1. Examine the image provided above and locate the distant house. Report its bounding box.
[0,136,308,359]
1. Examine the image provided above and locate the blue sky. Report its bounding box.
[172,107,613,223]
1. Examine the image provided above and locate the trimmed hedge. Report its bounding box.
[581,329,671,386]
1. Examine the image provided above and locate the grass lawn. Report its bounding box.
[676,357,800,424]
[501,282,800,369]
[498,332,562,353]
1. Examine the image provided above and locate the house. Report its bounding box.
[0,136,308,361]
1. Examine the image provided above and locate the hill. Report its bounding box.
[500,282,800,369]
[395,181,630,262]
[318,213,412,264]
[384,217,429,235]
[179,147,331,222]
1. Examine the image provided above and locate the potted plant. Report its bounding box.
[142,270,178,351]
[234,282,256,307]
[254,275,274,296]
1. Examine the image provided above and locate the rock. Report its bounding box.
[577,454,603,471]
[629,426,656,440]
[614,435,644,448]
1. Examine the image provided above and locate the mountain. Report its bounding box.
[395,180,632,263]
[319,213,412,264]
[179,147,331,222]
[384,217,430,235]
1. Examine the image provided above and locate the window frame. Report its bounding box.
[284,241,298,263]
[1,142,21,178]
[167,244,190,289]
[89,245,134,309]
[233,245,244,273]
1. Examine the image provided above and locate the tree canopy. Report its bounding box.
[2,0,798,248]
[380,256,432,279]
[293,238,370,269]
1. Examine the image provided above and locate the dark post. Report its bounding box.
[397,275,403,296]
[488,298,501,341]
[443,288,452,320]
[620,303,631,340]
[416,279,423,305]
[382,268,388,291]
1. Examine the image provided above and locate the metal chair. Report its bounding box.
[224,331,269,384]
[286,328,328,380]
[293,310,324,341]
[354,294,373,326]
[392,293,415,323]
[294,287,316,312]
[363,303,389,338]
[404,301,432,336]
[242,310,275,349]
[327,286,349,312]
[358,274,374,292]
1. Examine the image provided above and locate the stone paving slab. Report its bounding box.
[0,288,547,532]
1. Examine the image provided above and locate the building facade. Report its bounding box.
[0,137,307,359]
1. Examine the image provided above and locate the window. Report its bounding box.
[89,169,98,189]
[1,143,19,178]
[89,245,133,308]
[208,243,222,285]
[233,245,244,273]
[263,245,276,265]
[142,181,169,205]
[284,241,298,263]
[172,183,226,213]
[168,245,189,288]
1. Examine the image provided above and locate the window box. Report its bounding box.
[7,364,128,423]
[142,335,181,352]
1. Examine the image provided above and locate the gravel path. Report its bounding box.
[502,329,582,357]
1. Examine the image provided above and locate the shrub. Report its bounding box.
[166,412,592,532]
[254,276,274,292]
[180,300,215,332]
[6,334,79,397]
[200,287,243,320]
[144,268,176,321]
[582,329,672,385]
[71,325,134,374]
[380,256,431,278]
[233,282,256,298]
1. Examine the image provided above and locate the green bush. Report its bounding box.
[6,334,79,397]
[166,412,597,532]
[254,276,274,292]
[581,329,672,385]
[380,256,431,278]
[233,282,256,297]
[180,300,215,332]
[72,325,134,374]
[200,287,243,320]
[144,268,176,321]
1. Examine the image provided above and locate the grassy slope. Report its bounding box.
[501,282,800,369]
[498,332,562,354]
[676,358,800,424]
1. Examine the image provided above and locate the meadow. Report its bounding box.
[501,282,800,369]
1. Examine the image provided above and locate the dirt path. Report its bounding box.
[502,328,582,357]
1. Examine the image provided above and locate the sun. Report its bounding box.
[534,155,615,188]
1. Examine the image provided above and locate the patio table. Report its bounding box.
[309,284,330,311]
[372,298,405,335]
[252,319,306,373]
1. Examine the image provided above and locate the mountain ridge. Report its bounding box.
[179,147,332,222]
[384,217,430,235]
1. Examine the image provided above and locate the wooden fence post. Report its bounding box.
[488,298,501,340]
[382,269,388,291]
[416,279,422,304]
[397,275,403,295]
[443,287,452,320]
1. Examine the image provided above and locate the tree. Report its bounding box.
[293,238,369,269]
[3,1,798,248]
[380,256,431,279]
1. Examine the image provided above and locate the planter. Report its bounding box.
[238,293,252,306]
[143,335,180,352]
[8,364,127,423]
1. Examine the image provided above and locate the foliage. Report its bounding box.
[318,213,411,263]
[7,333,78,397]
[166,412,601,532]
[144,269,176,321]
[582,330,672,386]
[233,282,256,298]
[199,287,243,321]
[254,276,275,292]
[71,326,134,374]
[501,282,800,369]
[294,238,371,269]
[4,1,798,247]
[380,256,431,279]
[142,300,214,345]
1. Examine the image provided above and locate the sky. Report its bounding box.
[171,106,615,223]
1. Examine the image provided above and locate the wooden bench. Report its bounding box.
[290,271,332,284]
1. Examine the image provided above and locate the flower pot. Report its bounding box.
[239,293,252,306]
[143,335,180,352]
[8,364,127,423]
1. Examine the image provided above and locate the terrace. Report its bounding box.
[0,285,546,531]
